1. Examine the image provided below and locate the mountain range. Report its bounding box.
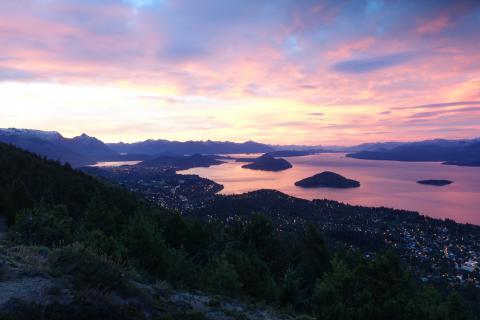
[2,128,479,168]
[0,128,115,167]
[347,138,480,166]
[0,128,273,167]
[108,139,273,155]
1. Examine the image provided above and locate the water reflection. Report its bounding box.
[90,160,142,167]
[180,153,480,225]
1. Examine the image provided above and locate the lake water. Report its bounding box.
[91,160,142,167]
[179,153,480,225]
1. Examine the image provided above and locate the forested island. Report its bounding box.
[295,171,360,188]
[417,179,453,186]
[241,154,292,171]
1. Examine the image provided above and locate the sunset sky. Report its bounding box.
[1,0,480,145]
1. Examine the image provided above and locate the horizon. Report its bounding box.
[1,1,480,144]
[2,126,480,147]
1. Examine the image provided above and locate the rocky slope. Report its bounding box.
[0,244,298,320]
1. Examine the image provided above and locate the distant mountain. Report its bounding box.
[0,128,119,167]
[108,139,273,155]
[270,141,405,153]
[347,138,480,166]
[269,144,325,151]
[265,150,320,157]
[68,133,119,159]
[0,128,90,166]
[345,141,405,152]
[4,128,480,168]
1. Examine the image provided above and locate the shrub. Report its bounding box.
[50,244,131,295]
[202,254,242,296]
[122,213,169,278]
[10,204,73,246]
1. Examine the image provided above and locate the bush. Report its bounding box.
[122,213,168,278]
[10,204,72,246]
[50,244,131,295]
[202,254,242,296]
[165,248,198,287]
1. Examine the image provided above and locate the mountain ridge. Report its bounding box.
[3,127,480,168]
[108,138,274,155]
[347,138,480,166]
[0,128,119,167]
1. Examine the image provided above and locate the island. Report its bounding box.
[295,171,360,188]
[417,179,453,186]
[241,154,292,171]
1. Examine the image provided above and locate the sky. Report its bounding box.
[0,0,480,145]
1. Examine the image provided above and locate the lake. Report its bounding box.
[90,160,142,167]
[179,153,480,225]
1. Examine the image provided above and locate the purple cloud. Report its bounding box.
[331,52,420,74]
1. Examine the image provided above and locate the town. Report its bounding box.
[82,165,224,212]
[83,164,480,298]
[188,190,480,293]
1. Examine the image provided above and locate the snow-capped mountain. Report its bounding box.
[0,128,119,167]
[0,128,63,141]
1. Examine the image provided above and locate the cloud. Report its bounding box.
[417,14,451,35]
[299,84,317,89]
[123,0,158,8]
[159,45,208,61]
[411,101,480,109]
[1,0,480,145]
[0,67,37,81]
[408,106,480,118]
[331,52,419,74]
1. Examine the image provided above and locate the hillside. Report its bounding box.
[0,142,477,319]
[0,141,138,225]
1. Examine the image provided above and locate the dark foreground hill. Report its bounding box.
[0,142,477,320]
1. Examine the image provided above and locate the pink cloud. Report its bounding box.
[417,14,451,35]
[0,1,480,145]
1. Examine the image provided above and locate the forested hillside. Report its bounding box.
[0,142,476,319]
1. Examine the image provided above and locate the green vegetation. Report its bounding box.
[0,142,477,319]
